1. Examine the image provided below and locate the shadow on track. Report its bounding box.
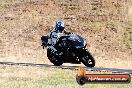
[0,62,132,74]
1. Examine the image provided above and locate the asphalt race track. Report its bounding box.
[0,62,132,74]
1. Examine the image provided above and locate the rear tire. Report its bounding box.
[47,48,63,66]
[49,55,63,66]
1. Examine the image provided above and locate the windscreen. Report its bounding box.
[68,35,85,48]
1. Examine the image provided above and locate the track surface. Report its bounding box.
[0,62,132,74]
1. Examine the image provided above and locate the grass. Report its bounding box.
[88,22,103,30]
[123,27,132,49]
[0,65,131,88]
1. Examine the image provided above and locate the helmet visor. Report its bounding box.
[58,27,64,32]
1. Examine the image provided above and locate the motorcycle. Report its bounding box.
[41,33,95,67]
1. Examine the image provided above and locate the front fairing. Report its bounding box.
[68,35,86,49]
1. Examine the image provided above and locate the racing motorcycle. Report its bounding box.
[41,33,95,67]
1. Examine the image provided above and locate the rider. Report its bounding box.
[48,20,71,54]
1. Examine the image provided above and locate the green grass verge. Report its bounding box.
[0,66,131,88]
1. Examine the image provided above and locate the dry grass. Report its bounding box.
[0,0,131,68]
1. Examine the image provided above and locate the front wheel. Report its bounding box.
[80,51,95,67]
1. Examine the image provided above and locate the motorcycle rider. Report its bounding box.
[48,20,71,55]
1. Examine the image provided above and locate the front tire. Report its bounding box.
[81,51,95,67]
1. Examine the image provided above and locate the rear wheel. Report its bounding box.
[47,48,63,66]
[49,55,63,66]
[81,51,95,67]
